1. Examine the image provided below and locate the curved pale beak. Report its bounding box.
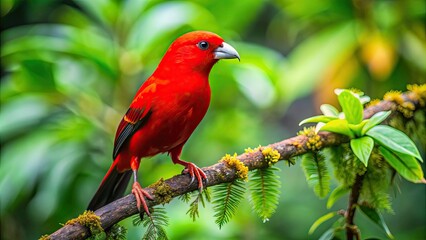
[214,42,240,61]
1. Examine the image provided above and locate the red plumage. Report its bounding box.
[88,31,239,215]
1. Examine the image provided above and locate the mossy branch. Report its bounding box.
[46,89,425,240]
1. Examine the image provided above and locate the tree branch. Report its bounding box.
[47,90,424,239]
[345,174,364,240]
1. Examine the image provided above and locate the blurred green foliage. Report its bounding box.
[1,0,425,239]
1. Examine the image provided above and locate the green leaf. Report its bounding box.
[361,111,392,135]
[309,212,337,234]
[299,115,339,126]
[358,205,394,239]
[0,96,50,139]
[348,120,368,137]
[379,147,425,183]
[249,166,281,222]
[213,180,246,228]
[301,152,330,198]
[320,104,340,117]
[21,59,56,91]
[319,229,335,240]
[319,119,355,138]
[337,90,363,124]
[350,136,374,167]
[327,186,350,209]
[367,125,423,162]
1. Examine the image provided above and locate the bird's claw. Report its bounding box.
[132,181,153,219]
[182,162,207,191]
[202,176,208,186]
[189,174,195,186]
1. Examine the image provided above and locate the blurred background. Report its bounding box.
[1,0,425,239]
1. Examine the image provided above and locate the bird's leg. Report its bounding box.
[130,157,153,218]
[170,147,207,191]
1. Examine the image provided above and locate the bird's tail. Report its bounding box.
[87,161,132,211]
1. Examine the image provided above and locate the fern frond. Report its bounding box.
[178,192,191,203]
[301,152,330,198]
[200,187,212,207]
[143,224,168,240]
[133,207,169,240]
[187,196,200,221]
[248,166,281,222]
[185,188,210,221]
[212,180,246,228]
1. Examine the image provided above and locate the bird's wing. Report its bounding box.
[113,106,152,159]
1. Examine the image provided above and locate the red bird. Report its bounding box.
[88,31,240,216]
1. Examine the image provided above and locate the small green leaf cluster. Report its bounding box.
[299,88,425,239]
[133,207,169,240]
[185,189,211,222]
[358,205,394,239]
[300,89,424,182]
[309,206,394,240]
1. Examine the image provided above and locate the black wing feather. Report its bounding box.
[113,124,134,159]
[112,109,152,159]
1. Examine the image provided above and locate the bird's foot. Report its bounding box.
[182,162,208,191]
[132,181,154,219]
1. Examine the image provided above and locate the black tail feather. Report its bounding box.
[87,168,132,211]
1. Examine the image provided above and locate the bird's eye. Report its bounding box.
[197,41,209,50]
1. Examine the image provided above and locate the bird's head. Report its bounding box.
[156,31,240,75]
